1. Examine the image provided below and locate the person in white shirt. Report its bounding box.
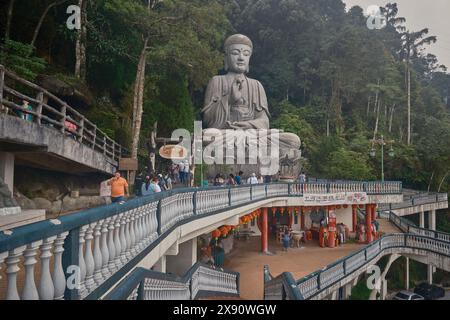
[247,173,258,185]
[179,161,185,184]
[183,160,190,186]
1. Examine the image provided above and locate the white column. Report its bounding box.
[428,210,436,231]
[428,264,433,285]
[381,279,388,300]
[152,255,167,273]
[166,238,197,276]
[419,211,425,228]
[0,152,14,194]
[343,283,352,299]
[53,232,69,300]
[405,257,410,290]
[38,236,57,300]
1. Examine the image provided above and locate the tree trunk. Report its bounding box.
[31,0,68,47]
[438,170,450,193]
[75,0,87,80]
[366,96,371,118]
[5,0,16,41]
[407,64,411,145]
[373,99,381,140]
[428,170,435,192]
[131,38,149,160]
[388,104,395,133]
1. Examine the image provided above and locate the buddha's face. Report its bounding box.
[225,44,252,74]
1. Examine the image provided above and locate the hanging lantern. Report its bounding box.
[343,204,349,209]
[359,204,365,209]
[336,205,342,209]
[271,208,277,216]
[212,229,221,242]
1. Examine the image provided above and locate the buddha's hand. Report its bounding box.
[226,121,252,130]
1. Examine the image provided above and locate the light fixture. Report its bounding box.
[370,148,376,158]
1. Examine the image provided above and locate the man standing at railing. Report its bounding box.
[107,171,129,203]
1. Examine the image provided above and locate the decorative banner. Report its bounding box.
[304,192,368,205]
[159,144,188,160]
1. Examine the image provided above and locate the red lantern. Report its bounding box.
[359,204,364,209]
[343,204,349,209]
[336,205,341,209]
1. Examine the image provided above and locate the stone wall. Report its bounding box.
[13,166,109,214]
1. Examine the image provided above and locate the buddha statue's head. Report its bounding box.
[224,34,253,74]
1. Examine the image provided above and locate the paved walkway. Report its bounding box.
[224,236,365,300]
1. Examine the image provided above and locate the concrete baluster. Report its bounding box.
[5,246,26,300]
[83,223,96,292]
[53,232,69,300]
[114,214,124,269]
[38,236,57,300]
[22,241,42,300]
[119,214,129,264]
[101,218,111,279]
[128,212,137,257]
[107,217,117,274]
[93,220,105,285]
[77,225,88,298]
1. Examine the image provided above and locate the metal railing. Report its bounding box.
[105,262,239,300]
[0,181,401,300]
[0,65,127,162]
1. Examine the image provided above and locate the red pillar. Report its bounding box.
[352,205,357,232]
[300,207,305,230]
[261,207,269,254]
[371,204,377,221]
[365,204,373,243]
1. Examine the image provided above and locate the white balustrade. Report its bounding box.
[230,186,251,206]
[38,236,56,300]
[53,232,69,300]
[101,218,111,279]
[84,223,96,293]
[5,245,26,300]
[21,241,42,300]
[78,225,88,298]
[196,189,229,215]
[93,221,105,285]
[297,275,319,299]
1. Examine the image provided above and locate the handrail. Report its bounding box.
[0,64,128,162]
[379,192,448,211]
[105,262,240,300]
[0,181,402,300]
[263,265,303,300]
[273,210,450,301]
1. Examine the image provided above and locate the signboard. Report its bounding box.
[100,180,111,197]
[119,158,138,171]
[304,192,368,205]
[159,144,188,160]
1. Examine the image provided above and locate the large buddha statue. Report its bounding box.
[201,34,301,175]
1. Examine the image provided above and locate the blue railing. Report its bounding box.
[0,181,402,300]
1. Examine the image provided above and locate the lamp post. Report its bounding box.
[370,135,394,182]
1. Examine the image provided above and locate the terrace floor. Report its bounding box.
[223,236,365,300]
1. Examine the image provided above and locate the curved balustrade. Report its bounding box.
[290,233,450,300]
[0,181,402,300]
[105,263,239,300]
[379,192,448,211]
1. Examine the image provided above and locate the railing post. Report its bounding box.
[137,280,145,300]
[61,104,67,134]
[343,259,347,275]
[193,190,197,215]
[326,183,330,193]
[363,182,367,193]
[156,200,162,235]
[364,248,368,261]
[250,185,253,201]
[228,186,231,207]
[103,136,107,155]
[78,118,84,144]
[36,92,43,125]
[62,227,80,300]
[0,66,4,107]
[288,183,292,195]
[92,125,97,149]
[317,271,321,290]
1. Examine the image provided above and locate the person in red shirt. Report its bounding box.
[107,171,129,203]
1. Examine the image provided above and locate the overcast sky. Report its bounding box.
[343,0,450,70]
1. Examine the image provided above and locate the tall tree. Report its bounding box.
[399,28,437,145]
[75,0,88,80]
